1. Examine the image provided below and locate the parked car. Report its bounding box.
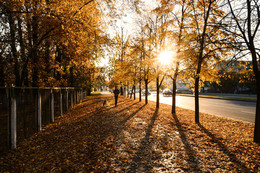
[163,89,173,97]
[176,88,193,94]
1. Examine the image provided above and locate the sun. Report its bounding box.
[158,51,175,65]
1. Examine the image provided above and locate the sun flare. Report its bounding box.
[158,51,175,65]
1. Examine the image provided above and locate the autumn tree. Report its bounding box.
[226,0,260,142]
[0,0,107,89]
[154,0,193,114]
[129,38,145,101]
[142,13,167,108]
[188,0,231,123]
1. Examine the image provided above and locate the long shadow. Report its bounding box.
[105,101,139,114]
[77,100,103,109]
[82,96,107,102]
[120,104,146,126]
[129,108,159,172]
[198,122,251,172]
[81,96,129,109]
[172,113,201,172]
[75,100,140,126]
[114,98,133,106]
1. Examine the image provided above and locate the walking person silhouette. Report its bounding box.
[113,85,119,107]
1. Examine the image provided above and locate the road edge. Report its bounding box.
[176,94,257,102]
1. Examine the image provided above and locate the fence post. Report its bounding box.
[79,90,81,103]
[60,90,63,116]
[37,89,42,132]
[71,90,73,108]
[80,90,82,101]
[50,89,54,122]
[74,91,76,105]
[10,87,17,149]
[77,91,79,103]
[77,90,79,103]
[66,90,69,111]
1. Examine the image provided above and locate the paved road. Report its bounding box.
[138,93,256,123]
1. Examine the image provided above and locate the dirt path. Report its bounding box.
[0,95,259,172]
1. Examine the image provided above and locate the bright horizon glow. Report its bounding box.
[158,51,175,66]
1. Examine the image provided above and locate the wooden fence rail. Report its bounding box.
[0,87,86,153]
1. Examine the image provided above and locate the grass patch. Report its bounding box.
[91,91,101,95]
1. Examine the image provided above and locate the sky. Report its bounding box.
[98,0,259,67]
[98,0,159,67]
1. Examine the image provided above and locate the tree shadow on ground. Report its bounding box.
[129,108,159,172]
[77,100,103,108]
[172,113,201,172]
[197,122,252,172]
[81,96,105,102]
[120,104,147,126]
[56,99,146,172]
[112,102,140,115]
[81,96,130,110]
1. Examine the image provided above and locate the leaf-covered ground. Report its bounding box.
[0,94,259,172]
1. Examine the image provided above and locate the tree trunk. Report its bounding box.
[86,74,92,96]
[130,87,134,99]
[251,45,260,142]
[145,79,148,104]
[126,82,129,98]
[254,74,260,142]
[8,12,20,86]
[0,54,5,86]
[172,60,179,114]
[124,85,126,97]
[195,58,203,124]
[195,58,202,124]
[156,77,159,108]
[87,86,91,96]
[172,78,177,114]
[69,67,74,87]
[195,76,200,123]
[44,41,51,84]
[21,13,32,87]
[32,14,39,87]
[55,46,62,81]
[17,14,26,86]
[139,80,142,102]
[248,28,260,142]
[120,85,123,95]
[194,0,211,124]
[23,68,29,87]
[133,85,136,100]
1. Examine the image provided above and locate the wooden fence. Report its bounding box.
[0,87,86,153]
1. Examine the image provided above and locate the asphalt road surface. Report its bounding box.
[138,93,256,123]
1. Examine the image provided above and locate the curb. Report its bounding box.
[176,94,257,102]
